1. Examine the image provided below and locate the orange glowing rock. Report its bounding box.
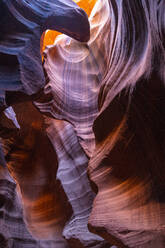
[74,0,97,16]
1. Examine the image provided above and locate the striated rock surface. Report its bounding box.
[37,0,165,247]
[43,0,97,50]
[35,0,111,157]
[0,164,69,248]
[88,0,165,247]
[35,0,111,246]
[0,0,165,247]
[0,0,94,247]
[45,118,108,247]
[2,102,71,247]
[0,0,90,110]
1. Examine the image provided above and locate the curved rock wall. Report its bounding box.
[0,0,165,247]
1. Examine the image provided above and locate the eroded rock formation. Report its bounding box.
[0,0,90,110]
[0,0,165,248]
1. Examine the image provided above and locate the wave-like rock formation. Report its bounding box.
[0,0,90,110]
[35,0,111,246]
[2,102,71,247]
[2,101,109,247]
[36,0,165,247]
[0,0,165,247]
[0,164,69,248]
[42,0,97,50]
[88,0,165,247]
